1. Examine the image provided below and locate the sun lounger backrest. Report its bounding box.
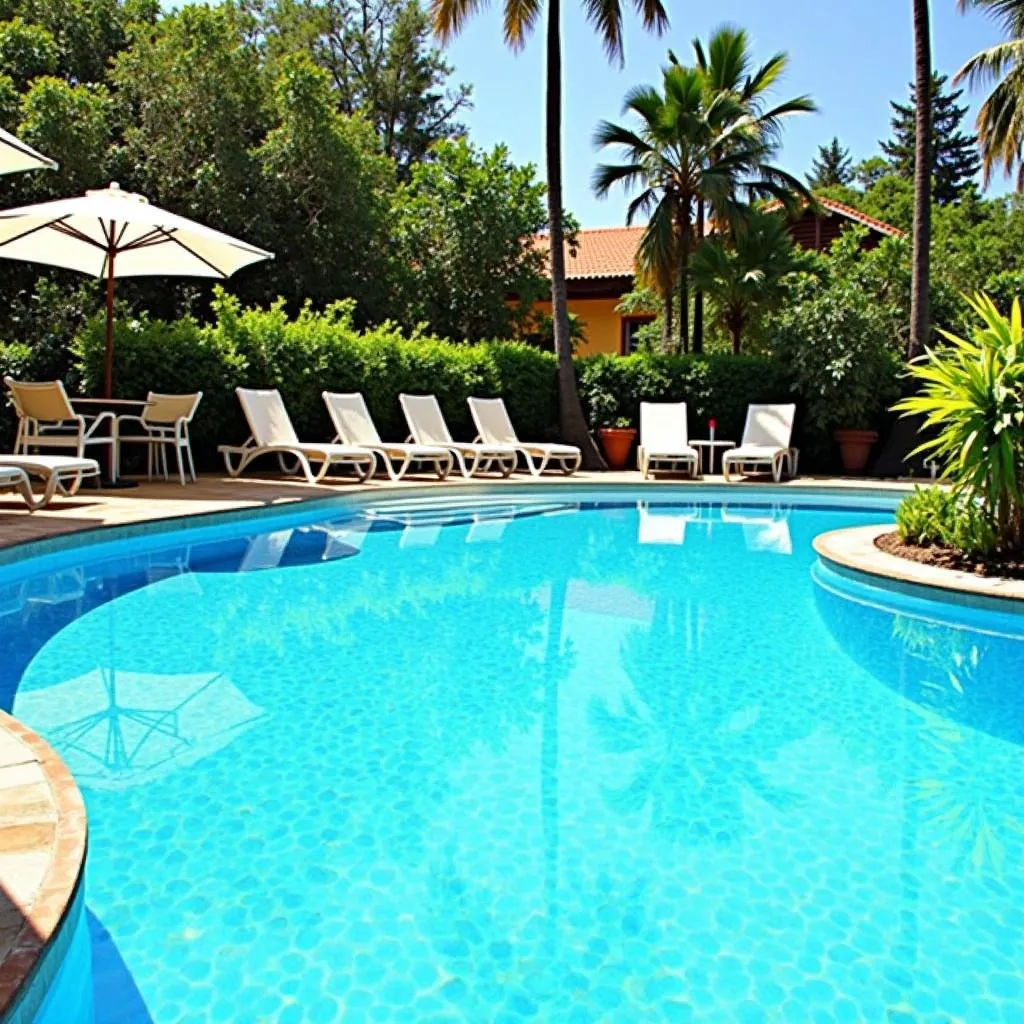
[236,388,300,447]
[323,392,381,446]
[5,377,76,422]
[742,404,795,448]
[640,402,688,449]
[468,397,517,445]
[400,394,453,445]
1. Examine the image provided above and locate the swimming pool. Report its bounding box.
[3,488,1024,1023]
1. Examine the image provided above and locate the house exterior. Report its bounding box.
[532,199,904,356]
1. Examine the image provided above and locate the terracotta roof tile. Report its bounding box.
[535,226,644,280]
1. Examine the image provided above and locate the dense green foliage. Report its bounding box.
[895,294,1024,553]
[895,486,998,555]
[0,0,552,346]
[576,351,791,440]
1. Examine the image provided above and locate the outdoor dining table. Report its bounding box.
[70,396,153,488]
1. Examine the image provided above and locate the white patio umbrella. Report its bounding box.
[0,182,273,396]
[0,126,56,175]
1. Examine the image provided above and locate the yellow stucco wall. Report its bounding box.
[532,298,625,355]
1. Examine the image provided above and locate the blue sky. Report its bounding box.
[440,0,1006,226]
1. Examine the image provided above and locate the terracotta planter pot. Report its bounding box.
[834,428,879,474]
[598,427,637,471]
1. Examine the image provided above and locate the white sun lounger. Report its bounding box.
[323,392,453,481]
[400,394,516,479]
[467,397,581,476]
[637,402,699,479]
[722,404,798,483]
[0,454,100,505]
[219,388,376,484]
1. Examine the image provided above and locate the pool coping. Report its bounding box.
[0,712,87,1024]
[814,523,1024,607]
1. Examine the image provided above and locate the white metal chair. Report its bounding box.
[722,404,798,483]
[467,396,581,476]
[399,394,517,479]
[116,392,202,486]
[219,388,376,484]
[5,376,117,479]
[638,402,699,479]
[323,392,453,481]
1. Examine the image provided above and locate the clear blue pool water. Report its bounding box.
[4,491,1024,1024]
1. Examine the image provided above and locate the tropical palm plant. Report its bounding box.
[689,211,813,353]
[895,292,1024,553]
[956,0,1024,187]
[593,30,812,354]
[688,27,816,353]
[431,0,668,466]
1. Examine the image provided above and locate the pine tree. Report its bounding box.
[881,72,982,204]
[807,137,854,187]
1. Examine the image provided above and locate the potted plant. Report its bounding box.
[771,281,901,474]
[587,387,637,470]
[598,416,638,470]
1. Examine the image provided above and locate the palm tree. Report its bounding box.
[594,57,809,354]
[431,0,668,466]
[689,211,813,353]
[909,0,933,360]
[688,27,817,353]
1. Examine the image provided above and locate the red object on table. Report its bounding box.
[709,418,717,430]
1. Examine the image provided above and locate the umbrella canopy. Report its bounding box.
[0,182,273,395]
[0,126,56,175]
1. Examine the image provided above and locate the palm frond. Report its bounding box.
[430,0,488,42]
[502,0,541,50]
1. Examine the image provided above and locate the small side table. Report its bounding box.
[691,439,735,477]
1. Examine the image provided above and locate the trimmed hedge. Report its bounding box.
[0,290,804,468]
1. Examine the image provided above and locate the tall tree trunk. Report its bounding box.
[661,288,673,354]
[909,0,932,360]
[692,198,705,355]
[546,0,604,467]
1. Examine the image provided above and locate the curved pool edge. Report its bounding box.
[814,522,1024,609]
[0,711,87,1023]
[0,477,913,578]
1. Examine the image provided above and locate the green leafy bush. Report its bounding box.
[576,352,790,439]
[895,293,1024,553]
[769,278,901,435]
[895,486,998,556]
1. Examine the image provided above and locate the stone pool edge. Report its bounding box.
[814,523,1024,608]
[0,711,87,1024]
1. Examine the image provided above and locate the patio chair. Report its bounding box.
[467,396,581,476]
[323,392,453,481]
[115,392,202,486]
[399,394,517,479]
[5,376,117,480]
[637,402,699,479]
[0,454,100,505]
[722,404,798,483]
[219,388,376,484]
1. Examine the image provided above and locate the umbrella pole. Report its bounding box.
[104,237,115,400]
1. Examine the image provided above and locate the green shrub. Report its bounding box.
[576,352,790,440]
[895,486,998,555]
[895,293,1024,554]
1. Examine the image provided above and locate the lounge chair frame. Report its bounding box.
[322,392,454,482]
[219,388,376,484]
[637,402,699,479]
[722,404,799,483]
[467,396,581,476]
